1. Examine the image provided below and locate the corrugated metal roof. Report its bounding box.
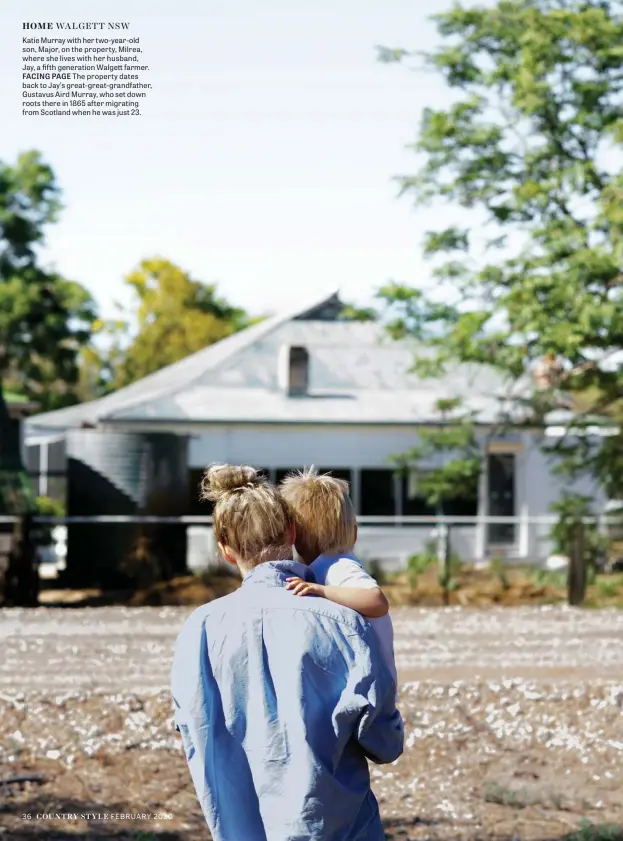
[27,290,339,429]
[27,290,526,429]
[111,384,507,424]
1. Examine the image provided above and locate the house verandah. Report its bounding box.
[180,421,603,570]
[23,291,607,574]
[24,417,589,571]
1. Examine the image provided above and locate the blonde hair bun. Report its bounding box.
[201,463,263,502]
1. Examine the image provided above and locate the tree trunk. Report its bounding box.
[0,383,25,474]
[567,523,586,607]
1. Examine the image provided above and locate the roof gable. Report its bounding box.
[27,290,342,429]
[26,288,531,430]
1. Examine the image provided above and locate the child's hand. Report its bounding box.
[285,577,324,598]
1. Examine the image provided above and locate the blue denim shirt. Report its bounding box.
[171,560,403,841]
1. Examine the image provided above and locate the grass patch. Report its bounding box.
[490,555,511,591]
[483,780,567,810]
[406,543,438,589]
[116,560,623,609]
[566,821,623,841]
[594,574,623,599]
[586,573,623,608]
[529,568,568,590]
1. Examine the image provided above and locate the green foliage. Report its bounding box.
[0,151,97,411]
[490,555,510,590]
[565,821,623,841]
[594,576,622,599]
[0,470,35,514]
[339,302,379,322]
[378,0,623,498]
[530,567,567,589]
[35,496,66,517]
[407,541,437,587]
[34,496,65,547]
[91,258,252,392]
[439,571,460,593]
[550,493,609,568]
[0,150,61,273]
[438,552,462,593]
[407,538,462,592]
[391,398,481,508]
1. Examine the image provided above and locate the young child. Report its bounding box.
[280,467,398,692]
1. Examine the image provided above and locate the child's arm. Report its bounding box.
[285,577,389,618]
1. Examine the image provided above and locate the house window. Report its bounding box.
[487,453,516,545]
[275,468,304,485]
[316,468,352,488]
[25,443,41,476]
[25,439,67,499]
[445,494,478,517]
[275,467,350,487]
[402,471,478,517]
[360,469,396,516]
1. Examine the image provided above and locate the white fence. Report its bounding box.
[184,515,619,573]
[0,514,618,576]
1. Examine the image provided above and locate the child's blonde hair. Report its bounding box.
[279,466,356,563]
[201,464,292,570]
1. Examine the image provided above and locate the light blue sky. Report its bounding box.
[2,0,459,319]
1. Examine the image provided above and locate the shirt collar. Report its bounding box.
[242,559,312,588]
[314,551,357,565]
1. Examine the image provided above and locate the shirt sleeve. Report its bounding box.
[332,617,403,766]
[171,606,212,758]
[171,607,219,826]
[324,557,380,590]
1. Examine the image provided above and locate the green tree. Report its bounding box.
[339,302,379,322]
[101,258,252,390]
[391,397,481,511]
[0,151,97,412]
[0,150,96,512]
[1,272,96,410]
[378,0,623,496]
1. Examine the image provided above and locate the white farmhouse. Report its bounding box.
[25,291,606,571]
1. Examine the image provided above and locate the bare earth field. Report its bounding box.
[1,605,622,841]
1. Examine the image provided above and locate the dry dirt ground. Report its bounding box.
[1,605,622,841]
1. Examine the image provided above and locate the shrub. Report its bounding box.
[595,577,621,599]
[550,494,609,573]
[34,496,66,548]
[530,568,567,590]
[566,821,623,841]
[490,555,510,590]
[407,540,437,588]
[35,496,66,517]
